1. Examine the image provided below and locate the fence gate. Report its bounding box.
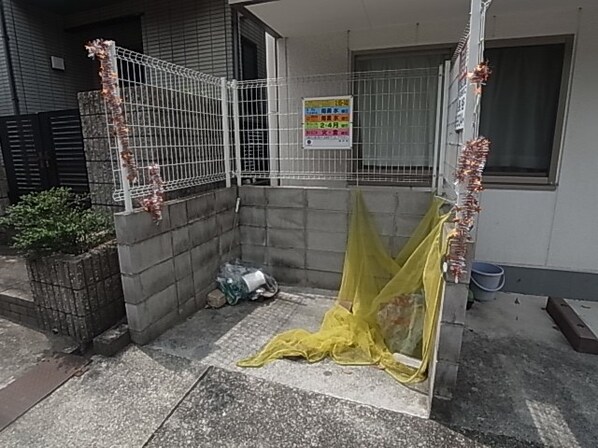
[0,109,89,203]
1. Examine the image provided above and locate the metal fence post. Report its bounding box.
[107,41,133,213]
[231,79,242,187]
[221,78,232,188]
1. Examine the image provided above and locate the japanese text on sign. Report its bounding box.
[303,96,353,149]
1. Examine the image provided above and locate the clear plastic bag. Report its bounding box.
[216,261,279,305]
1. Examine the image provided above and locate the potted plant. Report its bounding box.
[0,188,124,344]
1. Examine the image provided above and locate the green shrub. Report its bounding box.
[0,188,113,256]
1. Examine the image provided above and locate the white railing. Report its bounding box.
[103,45,446,207]
[107,46,231,203]
[236,68,442,186]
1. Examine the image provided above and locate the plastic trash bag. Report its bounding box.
[216,261,279,305]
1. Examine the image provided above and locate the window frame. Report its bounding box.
[481,35,574,188]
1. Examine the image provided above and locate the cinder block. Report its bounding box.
[220,229,240,257]
[432,360,460,400]
[129,307,179,345]
[217,209,238,233]
[239,186,267,206]
[268,247,305,269]
[195,282,216,309]
[139,258,175,299]
[176,274,195,305]
[240,206,266,227]
[305,270,342,291]
[395,215,422,237]
[241,244,267,265]
[268,228,305,249]
[207,289,227,308]
[172,227,190,255]
[436,322,464,363]
[440,282,468,325]
[114,208,170,245]
[306,231,347,253]
[125,283,177,333]
[189,215,218,246]
[121,274,143,305]
[174,251,192,280]
[241,226,266,246]
[193,260,219,296]
[306,250,344,273]
[306,189,349,212]
[266,265,305,286]
[267,208,304,230]
[187,191,215,220]
[93,323,130,357]
[398,191,432,215]
[306,211,348,232]
[391,236,411,256]
[266,188,306,208]
[362,190,398,213]
[190,239,219,272]
[214,187,237,212]
[178,294,198,321]
[168,200,188,229]
[371,213,395,237]
[118,233,173,275]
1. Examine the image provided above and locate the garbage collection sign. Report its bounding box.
[302,96,353,149]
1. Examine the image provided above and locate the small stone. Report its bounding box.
[207,289,227,309]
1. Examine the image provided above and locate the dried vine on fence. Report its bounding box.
[139,164,165,222]
[85,39,138,183]
[446,58,492,282]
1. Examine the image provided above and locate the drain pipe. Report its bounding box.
[0,0,20,115]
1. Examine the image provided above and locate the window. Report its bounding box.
[352,48,449,183]
[480,36,572,185]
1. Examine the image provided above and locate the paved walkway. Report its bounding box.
[0,293,597,447]
[0,252,31,301]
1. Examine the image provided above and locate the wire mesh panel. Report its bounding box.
[109,47,229,201]
[236,68,441,186]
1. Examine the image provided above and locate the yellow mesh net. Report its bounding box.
[238,191,450,383]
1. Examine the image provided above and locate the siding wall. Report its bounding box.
[0,0,241,116]
[0,1,86,116]
[239,14,267,79]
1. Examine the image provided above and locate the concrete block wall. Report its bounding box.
[428,240,474,416]
[78,90,226,215]
[78,91,119,215]
[115,187,239,344]
[239,185,432,291]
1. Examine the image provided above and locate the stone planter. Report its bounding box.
[26,242,125,344]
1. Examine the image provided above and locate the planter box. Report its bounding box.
[26,242,125,344]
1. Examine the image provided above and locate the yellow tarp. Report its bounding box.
[238,191,450,383]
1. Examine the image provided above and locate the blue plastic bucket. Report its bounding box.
[470,262,505,302]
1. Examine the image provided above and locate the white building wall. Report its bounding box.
[274,3,598,274]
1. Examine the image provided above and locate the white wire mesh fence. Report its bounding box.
[108,46,230,202]
[105,45,446,205]
[236,68,442,185]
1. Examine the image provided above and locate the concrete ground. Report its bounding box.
[0,317,73,389]
[441,292,598,448]
[148,287,430,418]
[1,291,597,447]
[0,252,32,301]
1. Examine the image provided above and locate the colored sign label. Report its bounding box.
[303,96,353,149]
